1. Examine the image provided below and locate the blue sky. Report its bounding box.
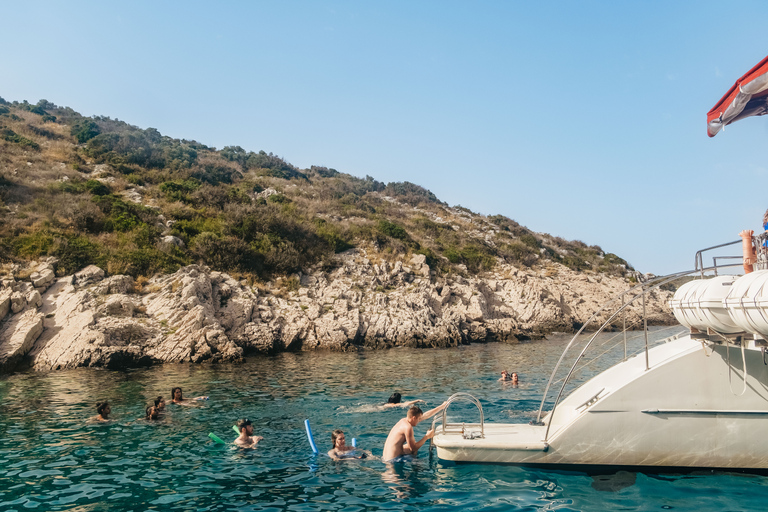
[2,1,767,275]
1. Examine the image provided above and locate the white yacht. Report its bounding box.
[432,234,768,469]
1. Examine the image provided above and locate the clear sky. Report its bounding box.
[2,1,767,275]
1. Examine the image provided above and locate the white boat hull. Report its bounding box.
[434,336,768,468]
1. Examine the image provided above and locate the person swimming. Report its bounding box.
[145,405,159,420]
[383,392,425,409]
[234,418,263,448]
[154,396,165,412]
[499,370,512,381]
[93,401,111,422]
[327,429,367,460]
[171,387,208,405]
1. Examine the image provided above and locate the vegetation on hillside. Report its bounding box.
[0,96,633,280]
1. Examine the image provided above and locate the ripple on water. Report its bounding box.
[1,336,768,510]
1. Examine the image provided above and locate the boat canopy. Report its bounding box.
[707,55,768,137]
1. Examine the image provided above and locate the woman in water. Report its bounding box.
[93,401,111,422]
[328,429,366,460]
[171,387,208,405]
[154,396,165,413]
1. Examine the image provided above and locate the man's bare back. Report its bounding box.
[382,402,447,461]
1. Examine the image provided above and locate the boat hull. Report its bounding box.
[434,336,768,468]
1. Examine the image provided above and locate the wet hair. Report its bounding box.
[171,387,182,400]
[237,418,252,432]
[154,396,164,407]
[407,405,423,419]
[331,429,344,448]
[145,405,157,420]
[96,401,109,416]
[387,392,402,404]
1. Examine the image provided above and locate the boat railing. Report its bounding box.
[694,239,741,277]
[534,243,746,442]
[432,392,485,437]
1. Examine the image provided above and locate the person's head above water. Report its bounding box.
[154,396,165,409]
[237,418,253,434]
[96,401,110,418]
[145,405,158,420]
[171,387,183,401]
[388,392,402,404]
[331,429,346,449]
[406,405,424,422]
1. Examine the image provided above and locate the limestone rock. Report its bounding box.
[0,248,676,374]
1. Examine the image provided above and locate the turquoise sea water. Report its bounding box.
[1,331,767,511]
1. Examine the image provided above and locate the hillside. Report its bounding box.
[0,97,634,282]
[0,97,673,373]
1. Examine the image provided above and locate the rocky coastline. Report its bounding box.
[0,252,674,374]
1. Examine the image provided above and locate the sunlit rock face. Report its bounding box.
[0,253,673,372]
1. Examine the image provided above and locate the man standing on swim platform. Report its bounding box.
[382,402,447,461]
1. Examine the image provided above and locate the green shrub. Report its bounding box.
[13,230,56,258]
[71,119,101,143]
[85,179,111,196]
[384,181,440,206]
[55,235,101,275]
[191,232,262,273]
[1,128,40,150]
[377,219,409,240]
[160,179,200,202]
[519,234,540,249]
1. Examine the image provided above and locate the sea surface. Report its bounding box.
[1,328,766,511]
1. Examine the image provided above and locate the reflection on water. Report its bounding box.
[0,329,766,511]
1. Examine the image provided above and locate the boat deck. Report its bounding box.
[433,423,548,463]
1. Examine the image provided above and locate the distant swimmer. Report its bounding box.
[499,370,512,381]
[328,429,367,460]
[382,402,447,462]
[154,396,166,413]
[234,418,263,448]
[145,405,159,421]
[383,392,425,409]
[171,387,208,405]
[93,401,111,422]
[511,372,519,385]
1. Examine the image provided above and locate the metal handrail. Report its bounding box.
[695,239,740,277]
[435,392,485,437]
[429,392,485,457]
[535,261,744,442]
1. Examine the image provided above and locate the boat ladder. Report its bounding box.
[429,392,485,456]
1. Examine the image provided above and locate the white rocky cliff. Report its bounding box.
[0,252,674,373]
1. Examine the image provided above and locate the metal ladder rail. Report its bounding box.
[538,263,743,441]
[429,392,485,457]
